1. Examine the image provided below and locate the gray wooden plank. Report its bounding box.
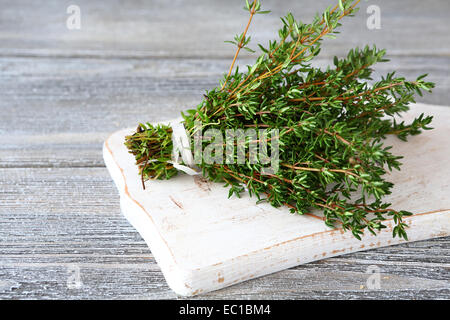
[1,0,449,58]
[0,168,448,299]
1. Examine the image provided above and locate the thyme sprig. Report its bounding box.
[125,0,434,240]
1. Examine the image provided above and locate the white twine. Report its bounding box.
[169,120,201,176]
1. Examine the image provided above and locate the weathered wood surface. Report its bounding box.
[0,0,449,299]
[1,0,449,58]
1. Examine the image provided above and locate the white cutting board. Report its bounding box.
[103,103,450,296]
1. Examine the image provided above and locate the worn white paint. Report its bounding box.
[103,103,450,296]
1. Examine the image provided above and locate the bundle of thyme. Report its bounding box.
[125,0,434,240]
